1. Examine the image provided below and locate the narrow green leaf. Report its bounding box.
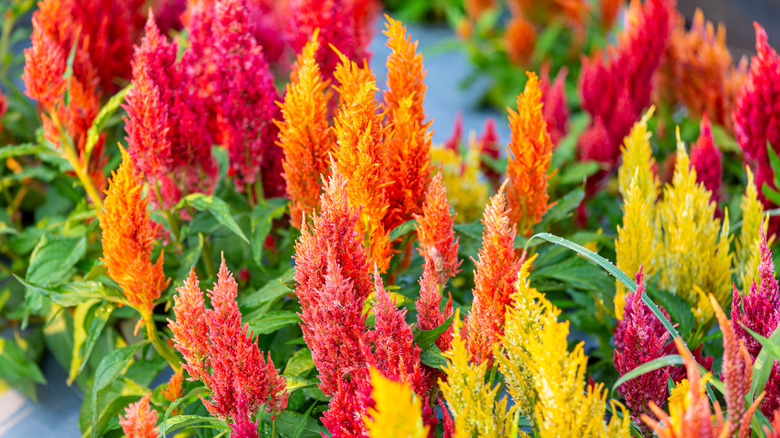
[260,409,326,437]
[0,143,47,160]
[284,375,315,395]
[240,268,295,308]
[176,233,204,281]
[71,302,115,383]
[535,188,584,231]
[293,402,318,438]
[751,328,780,400]
[15,276,124,307]
[180,194,249,243]
[160,415,228,434]
[89,342,147,438]
[85,84,132,161]
[612,355,683,392]
[161,387,211,438]
[389,219,418,241]
[413,314,454,351]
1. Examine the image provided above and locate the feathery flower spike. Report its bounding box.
[119,393,160,438]
[414,170,461,286]
[690,114,723,204]
[99,146,168,316]
[642,338,729,438]
[365,367,429,438]
[505,71,555,237]
[613,269,672,435]
[161,368,184,403]
[382,16,432,230]
[332,50,393,271]
[169,256,288,421]
[276,29,334,229]
[464,184,520,366]
[737,168,769,289]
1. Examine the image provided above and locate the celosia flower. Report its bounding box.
[655,137,731,323]
[440,310,515,436]
[382,16,432,230]
[731,226,780,420]
[504,13,536,66]
[613,269,671,435]
[99,147,168,316]
[616,108,659,204]
[0,87,6,133]
[119,393,160,438]
[464,184,520,366]
[615,176,661,319]
[124,12,216,208]
[227,395,260,438]
[499,257,631,436]
[332,52,392,272]
[168,257,288,422]
[414,170,461,286]
[206,0,283,197]
[600,0,624,30]
[710,294,756,438]
[579,0,674,172]
[161,369,184,402]
[654,9,740,130]
[286,0,380,84]
[539,66,570,146]
[430,139,490,223]
[733,23,780,233]
[365,367,428,438]
[506,71,555,236]
[275,30,334,229]
[477,118,502,188]
[23,0,106,190]
[736,168,768,289]
[689,115,723,204]
[416,268,454,353]
[643,338,728,438]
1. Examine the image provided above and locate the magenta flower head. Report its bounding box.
[613,268,673,434]
[690,114,723,204]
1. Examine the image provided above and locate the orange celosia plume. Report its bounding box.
[332,50,392,272]
[414,170,461,286]
[382,16,432,230]
[276,29,335,229]
[119,393,160,438]
[99,146,168,316]
[505,71,556,237]
[161,368,184,403]
[464,184,521,366]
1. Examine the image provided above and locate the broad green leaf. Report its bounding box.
[612,355,683,392]
[284,348,314,377]
[69,301,115,384]
[240,267,295,308]
[179,194,249,244]
[389,219,418,241]
[420,345,448,370]
[89,342,147,438]
[284,375,316,395]
[413,314,454,351]
[558,161,600,185]
[247,311,300,336]
[160,415,228,434]
[84,84,131,161]
[251,198,287,266]
[26,234,87,285]
[0,338,46,385]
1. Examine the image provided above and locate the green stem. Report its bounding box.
[201,234,217,279]
[52,112,104,210]
[152,182,181,243]
[271,417,276,438]
[0,12,15,77]
[144,314,181,372]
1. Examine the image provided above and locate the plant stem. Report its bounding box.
[271,417,276,438]
[152,182,181,243]
[201,234,217,278]
[52,113,104,210]
[144,313,181,373]
[0,11,15,77]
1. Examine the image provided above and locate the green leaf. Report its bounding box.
[176,233,204,281]
[413,314,454,351]
[711,122,740,153]
[293,403,318,438]
[69,301,115,384]
[85,84,132,162]
[742,325,780,399]
[16,276,124,307]
[389,219,418,241]
[160,415,228,434]
[240,267,295,309]
[768,141,780,186]
[420,345,448,370]
[751,327,780,400]
[558,161,601,185]
[284,348,314,377]
[0,337,46,385]
[179,193,249,244]
[551,113,589,170]
[260,409,326,438]
[26,234,87,285]
[284,375,316,395]
[160,387,211,438]
[763,184,780,207]
[251,198,287,266]
[0,143,48,160]
[612,355,683,392]
[535,187,585,232]
[89,342,147,438]
[247,311,300,336]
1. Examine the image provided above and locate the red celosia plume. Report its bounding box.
[539,65,570,146]
[99,147,168,316]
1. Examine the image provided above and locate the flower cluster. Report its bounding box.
[169,257,288,427]
[98,147,168,316]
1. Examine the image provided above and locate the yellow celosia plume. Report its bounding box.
[617,107,659,208]
[497,256,630,437]
[430,135,490,223]
[737,167,770,290]
[365,367,429,438]
[440,310,516,437]
[655,130,732,323]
